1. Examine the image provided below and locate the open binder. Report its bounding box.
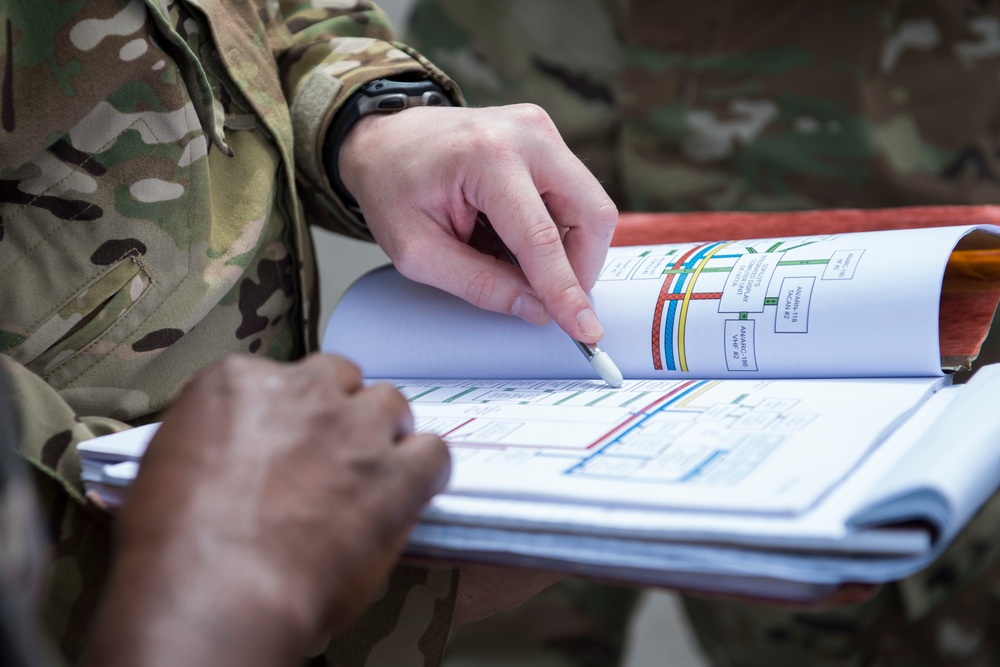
[81,206,1000,602]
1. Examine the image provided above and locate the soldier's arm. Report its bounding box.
[1,355,135,506]
[270,0,465,240]
[271,1,617,343]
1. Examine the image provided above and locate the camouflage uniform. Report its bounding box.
[1,1,464,664]
[0,367,51,667]
[407,1,1000,665]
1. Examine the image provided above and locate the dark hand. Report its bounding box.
[83,354,450,667]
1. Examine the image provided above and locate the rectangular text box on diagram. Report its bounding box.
[720,253,782,313]
[775,276,814,333]
[599,255,643,281]
[725,319,758,371]
[599,253,677,282]
[823,249,865,280]
[633,255,674,280]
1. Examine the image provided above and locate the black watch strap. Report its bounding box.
[324,78,452,213]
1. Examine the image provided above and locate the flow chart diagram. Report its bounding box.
[391,378,827,490]
[598,237,865,373]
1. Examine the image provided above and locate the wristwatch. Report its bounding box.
[324,78,452,214]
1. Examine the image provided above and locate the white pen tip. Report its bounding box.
[590,350,624,388]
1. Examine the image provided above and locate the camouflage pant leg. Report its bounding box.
[681,487,1000,667]
[32,468,113,665]
[442,578,641,667]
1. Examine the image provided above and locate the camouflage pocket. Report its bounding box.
[8,254,153,377]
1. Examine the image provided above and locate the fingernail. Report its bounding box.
[512,294,550,325]
[577,308,604,338]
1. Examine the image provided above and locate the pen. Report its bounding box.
[475,213,624,388]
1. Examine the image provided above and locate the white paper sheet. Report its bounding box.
[323,226,990,380]
[392,376,943,515]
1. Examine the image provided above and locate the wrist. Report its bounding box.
[85,533,315,667]
[337,114,382,211]
[324,77,451,213]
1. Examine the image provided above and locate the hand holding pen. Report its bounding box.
[338,103,621,381]
[475,213,623,387]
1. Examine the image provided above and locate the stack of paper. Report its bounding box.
[76,366,1000,602]
[397,371,996,601]
[77,224,1000,602]
[317,224,1000,601]
[78,424,158,509]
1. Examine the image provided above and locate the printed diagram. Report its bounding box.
[562,380,818,488]
[392,378,819,489]
[395,378,683,451]
[599,237,865,372]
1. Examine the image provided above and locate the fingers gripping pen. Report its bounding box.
[475,213,624,388]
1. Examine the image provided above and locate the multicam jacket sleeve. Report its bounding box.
[270,0,463,240]
[1,1,460,664]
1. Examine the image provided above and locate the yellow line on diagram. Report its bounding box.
[677,243,733,372]
[673,380,723,407]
